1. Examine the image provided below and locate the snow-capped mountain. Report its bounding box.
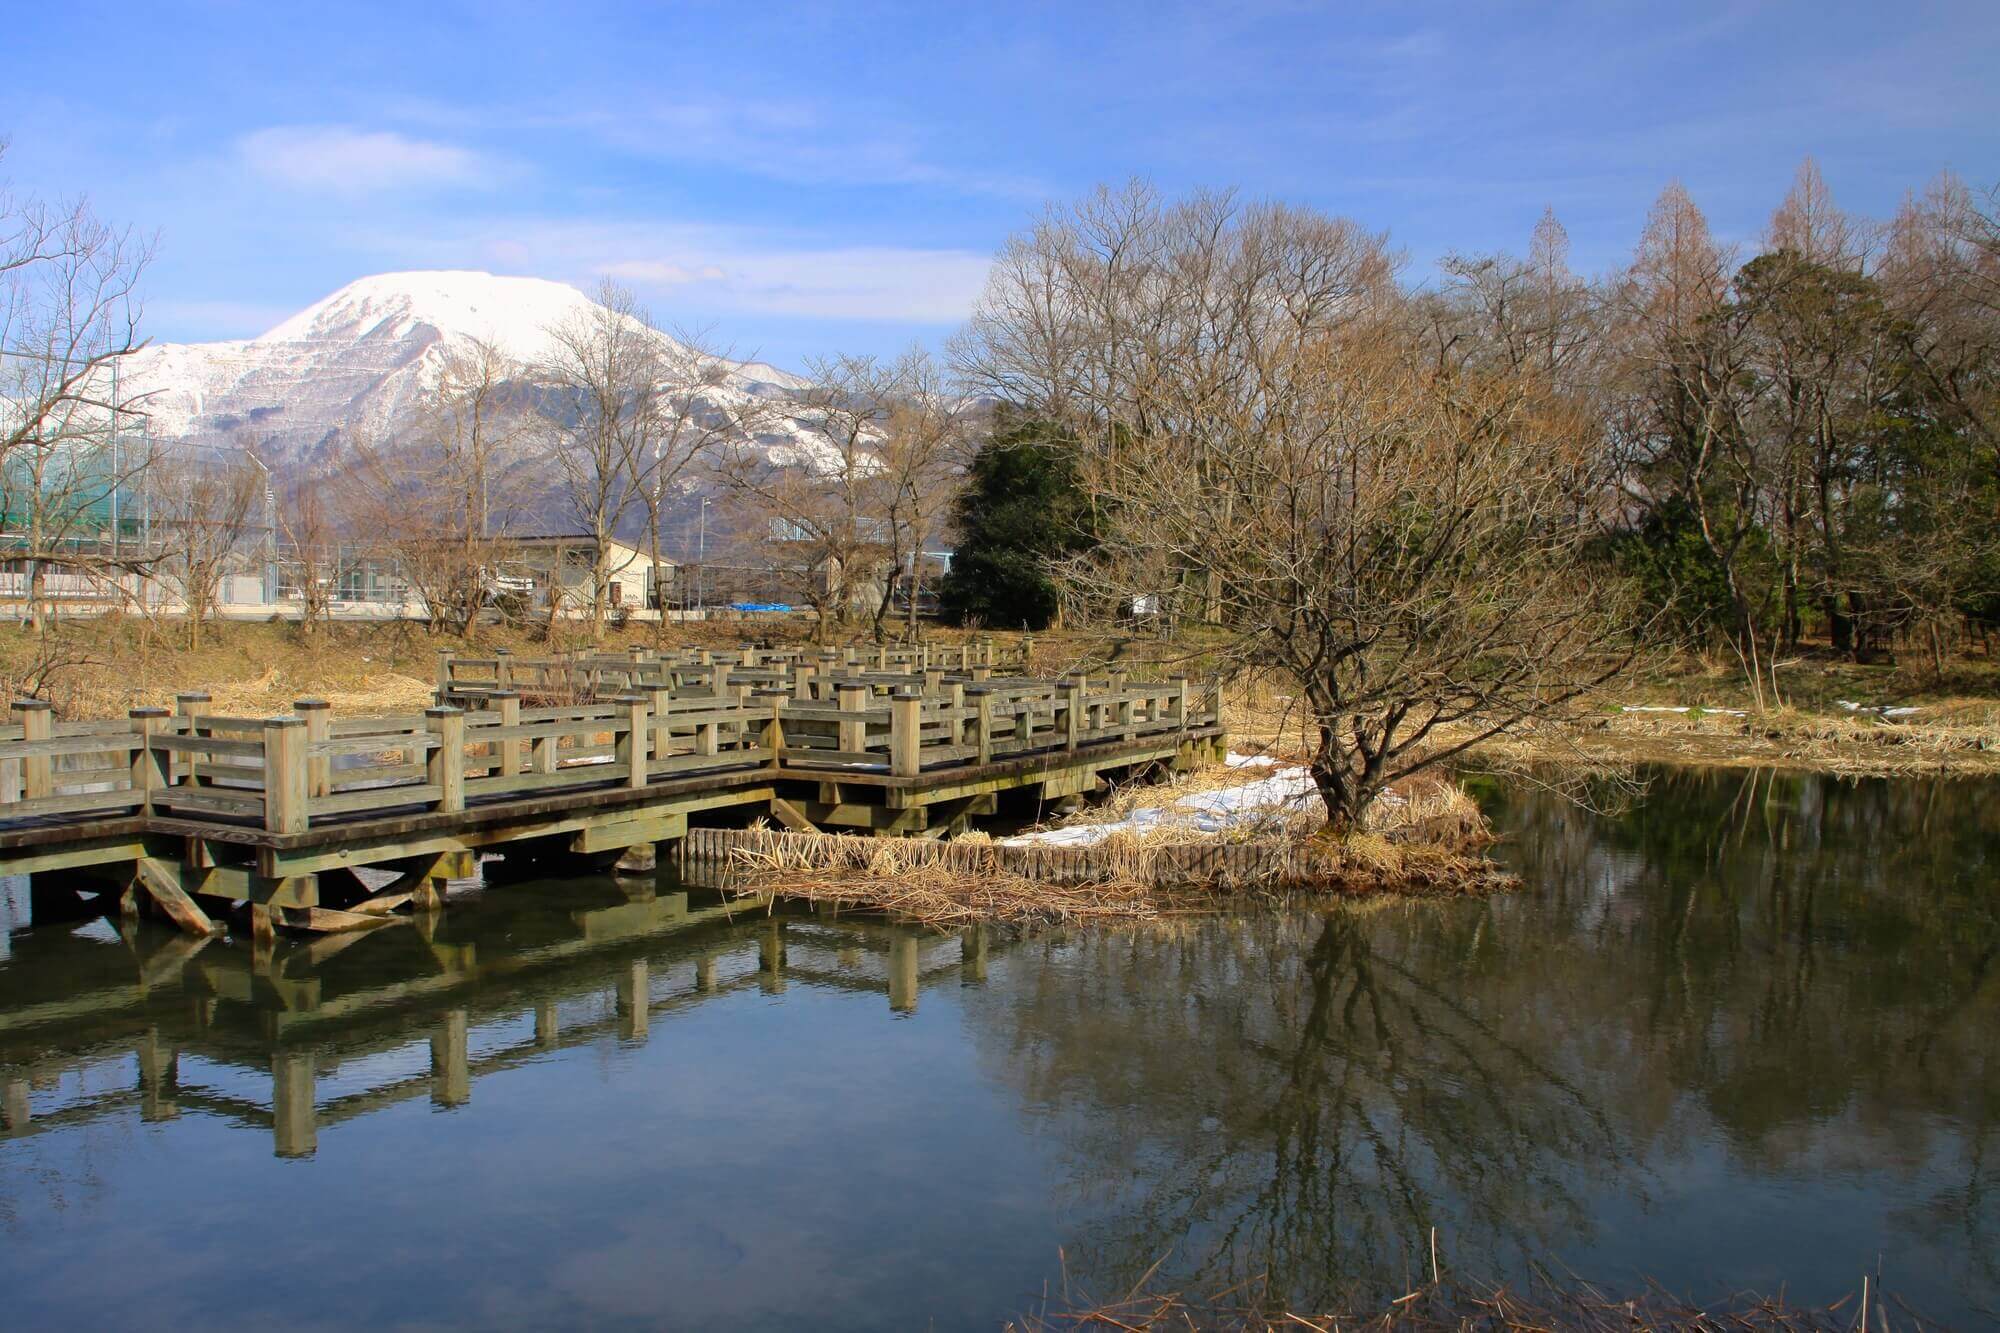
[120,270,841,478]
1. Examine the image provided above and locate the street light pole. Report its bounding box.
[697,497,709,616]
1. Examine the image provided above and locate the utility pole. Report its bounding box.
[697,496,709,616]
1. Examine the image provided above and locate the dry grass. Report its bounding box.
[0,615,1035,720]
[1009,1250,1935,1332]
[1465,704,2000,779]
[1009,1274,1923,1332]
[704,818,1511,927]
[723,833,1217,926]
[1213,674,2000,783]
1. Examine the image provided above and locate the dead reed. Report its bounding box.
[1008,1261,1936,1332]
[689,823,1512,927]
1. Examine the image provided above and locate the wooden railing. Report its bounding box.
[0,667,1218,837]
[435,638,1032,704]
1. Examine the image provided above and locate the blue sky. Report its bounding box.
[6,0,1998,368]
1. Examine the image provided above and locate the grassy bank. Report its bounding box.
[8,616,1995,779]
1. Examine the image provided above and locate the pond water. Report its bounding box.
[0,768,1994,1329]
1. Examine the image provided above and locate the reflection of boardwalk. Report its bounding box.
[0,877,994,1158]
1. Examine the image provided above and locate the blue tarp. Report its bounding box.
[729,602,794,613]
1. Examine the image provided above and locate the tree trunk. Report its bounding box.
[1308,725,1365,837]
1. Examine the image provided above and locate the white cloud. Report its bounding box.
[357,218,993,324]
[237,125,499,195]
[596,260,729,285]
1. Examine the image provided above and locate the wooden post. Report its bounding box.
[128,708,169,814]
[888,934,918,1013]
[968,686,994,766]
[495,691,523,777]
[430,1009,470,1107]
[271,1050,317,1158]
[426,707,465,813]
[1061,678,1082,751]
[434,649,454,699]
[754,689,786,769]
[262,716,309,834]
[962,923,989,984]
[793,661,816,702]
[758,919,786,993]
[646,685,673,766]
[615,693,648,789]
[493,647,512,693]
[534,1001,559,1049]
[13,699,51,801]
[1169,677,1188,727]
[837,680,868,756]
[1022,635,1036,673]
[891,687,922,778]
[174,692,210,787]
[294,698,331,798]
[616,960,649,1041]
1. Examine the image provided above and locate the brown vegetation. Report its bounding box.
[1008,1261,1924,1332]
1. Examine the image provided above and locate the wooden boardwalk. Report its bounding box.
[0,641,1224,940]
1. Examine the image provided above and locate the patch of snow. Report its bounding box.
[1619,704,1747,717]
[1001,761,1328,847]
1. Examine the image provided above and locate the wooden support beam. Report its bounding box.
[133,857,217,937]
[769,797,815,832]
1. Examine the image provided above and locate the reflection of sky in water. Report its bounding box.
[0,768,1995,1329]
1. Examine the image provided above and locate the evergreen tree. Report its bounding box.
[937,413,1094,630]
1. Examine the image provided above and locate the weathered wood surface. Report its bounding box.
[0,642,1224,939]
[0,653,1219,844]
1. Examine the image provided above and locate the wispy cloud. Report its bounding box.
[347,217,992,324]
[390,94,1044,198]
[237,125,503,195]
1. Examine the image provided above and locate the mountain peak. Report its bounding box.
[255,270,599,366]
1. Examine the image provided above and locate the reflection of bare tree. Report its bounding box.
[976,769,2000,1309]
[981,909,1630,1307]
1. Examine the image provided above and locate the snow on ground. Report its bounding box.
[1001,751,1341,847]
[1620,704,1749,717]
[1836,700,1925,718]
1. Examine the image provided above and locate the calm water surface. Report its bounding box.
[0,768,1995,1329]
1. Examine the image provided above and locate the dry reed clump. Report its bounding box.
[703,818,1511,928]
[1007,1270,1918,1332]
[723,832,1204,927]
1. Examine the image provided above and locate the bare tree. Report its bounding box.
[273,470,359,640]
[629,326,769,641]
[0,143,157,626]
[961,185,1636,830]
[144,450,262,650]
[538,281,659,641]
[712,354,893,640]
[870,349,974,641]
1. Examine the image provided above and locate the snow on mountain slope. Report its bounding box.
[121,270,841,476]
